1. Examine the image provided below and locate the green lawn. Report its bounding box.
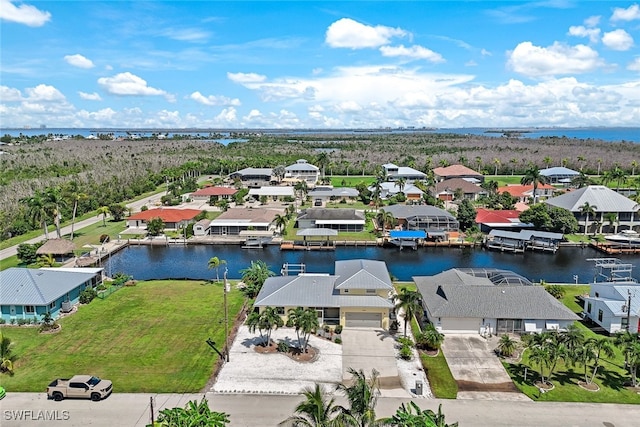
[504,285,640,403]
[419,351,458,399]
[330,176,374,187]
[0,280,245,393]
[70,219,127,249]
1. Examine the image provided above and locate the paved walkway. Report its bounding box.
[441,334,530,401]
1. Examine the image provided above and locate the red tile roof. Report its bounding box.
[127,208,202,222]
[497,184,554,198]
[191,186,238,197]
[475,208,522,224]
[433,164,482,177]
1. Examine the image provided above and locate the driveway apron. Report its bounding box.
[340,328,401,389]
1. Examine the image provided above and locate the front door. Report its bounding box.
[9,305,16,317]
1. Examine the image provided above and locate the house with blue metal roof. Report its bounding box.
[0,267,103,323]
[254,259,395,328]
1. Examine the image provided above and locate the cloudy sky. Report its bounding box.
[1,1,640,129]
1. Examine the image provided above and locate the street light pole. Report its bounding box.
[223,267,230,362]
[626,289,632,332]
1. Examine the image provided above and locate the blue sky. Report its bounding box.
[1,1,640,129]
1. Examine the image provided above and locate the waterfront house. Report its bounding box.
[475,208,532,233]
[207,207,283,236]
[248,186,295,201]
[414,269,579,334]
[126,208,202,231]
[583,259,640,334]
[545,185,640,234]
[229,167,274,188]
[254,259,395,328]
[433,164,484,183]
[539,167,580,185]
[382,163,427,182]
[0,267,103,322]
[284,159,320,186]
[295,208,365,232]
[380,205,459,233]
[368,182,424,201]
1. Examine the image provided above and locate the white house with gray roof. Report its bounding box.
[382,163,426,182]
[545,185,640,233]
[0,267,103,322]
[229,167,274,188]
[285,159,320,186]
[308,186,359,206]
[414,269,579,334]
[254,259,395,328]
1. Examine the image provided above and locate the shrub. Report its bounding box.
[397,336,414,348]
[39,312,59,332]
[96,284,107,291]
[140,205,149,211]
[399,344,413,360]
[334,338,342,344]
[79,288,97,304]
[334,324,343,335]
[0,319,5,324]
[277,341,290,353]
[545,284,566,299]
[99,234,110,243]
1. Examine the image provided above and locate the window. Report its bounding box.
[621,317,629,330]
[598,309,603,322]
[343,289,349,293]
[595,292,599,298]
[24,305,35,314]
[49,301,56,310]
[587,302,592,313]
[366,289,376,294]
[275,307,285,315]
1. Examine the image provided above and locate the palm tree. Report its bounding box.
[493,158,501,175]
[97,206,109,227]
[604,212,619,234]
[279,384,339,427]
[497,334,517,357]
[335,368,381,427]
[543,156,552,170]
[208,256,226,283]
[418,323,445,351]
[316,152,330,179]
[615,332,640,387]
[578,202,597,236]
[396,177,406,195]
[260,306,284,347]
[371,180,383,209]
[0,330,16,375]
[384,402,457,427]
[288,307,319,353]
[22,192,49,239]
[273,165,286,183]
[274,214,288,235]
[240,260,276,298]
[295,181,309,205]
[67,187,88,240]
[586,336,615,384]
[395,287,421,337]
[632,160,638,176]
[571,172,592,189]
[38,253,56,267]
[520,166,549,203]
[43,186,67,238]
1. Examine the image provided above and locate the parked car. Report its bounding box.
[47,375,113,401]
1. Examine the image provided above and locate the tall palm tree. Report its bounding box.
[578,202,597,236]
[396,177,406,195]
[240,260,276,298]
[335,368,381,427]
[287,307,319,352]
[543,157,553,170]
[316,152,330,179]
[520,166,549,203]
[493,158,500,175]
[632,160,638,176]
[395,287,421,337]
[65,181,88,240]
[615,332,640,387]
[604,212,619,234]
[586,336,615,384]
[208,256,226,283]
[274,214,288,235]
[611,166,628,191]
[22,192,49,239]
[259,306,284,347]
[97,206,109,227]
[44,186,67,238]
[279,384,339,427]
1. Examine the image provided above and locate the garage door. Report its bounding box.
[441,317,481,333]
[345,312,382,328]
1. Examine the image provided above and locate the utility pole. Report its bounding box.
[626,289,632,332]
[223,267,230,362]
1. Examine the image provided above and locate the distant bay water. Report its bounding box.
[1,127,639,144]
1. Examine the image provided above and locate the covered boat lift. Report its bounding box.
[292,228,338,250]
[239,230,274,248]
[389,230,426,250]
[485,230,563,253]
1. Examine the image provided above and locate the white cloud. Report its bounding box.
[481,49,492,57]
[611,4,640,22]
[161,28,211,42]
[568,26,601,43]
[227,72,267,83]
[25,84,65,101]
[0,0,51,27]
[64,54,95,69]
[507,41,604,77]
[628,57,640,71]
[0,85,22,101]
[78,91,102,101]
[602,29,634,51]
[189,91,241,106]
[379,45,444,63]
[97,72,168,97]
[584,15,601,27]
[325,18,407,49]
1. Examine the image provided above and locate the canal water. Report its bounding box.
[103,244,639,283]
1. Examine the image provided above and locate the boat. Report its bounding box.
[604,230,640,246]
[241,236,272,249]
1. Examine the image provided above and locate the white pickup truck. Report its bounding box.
[47,375,113,401]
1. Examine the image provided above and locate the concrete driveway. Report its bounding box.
[340,328,401,390]
[441,334,530,401]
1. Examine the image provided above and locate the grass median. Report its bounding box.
[0,280,245,393]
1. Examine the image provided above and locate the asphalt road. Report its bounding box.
[1,392,638,427]
[0,193,164,262]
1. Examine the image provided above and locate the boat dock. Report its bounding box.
[590,242,640,255]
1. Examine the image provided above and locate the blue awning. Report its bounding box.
[390,230,426,239]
